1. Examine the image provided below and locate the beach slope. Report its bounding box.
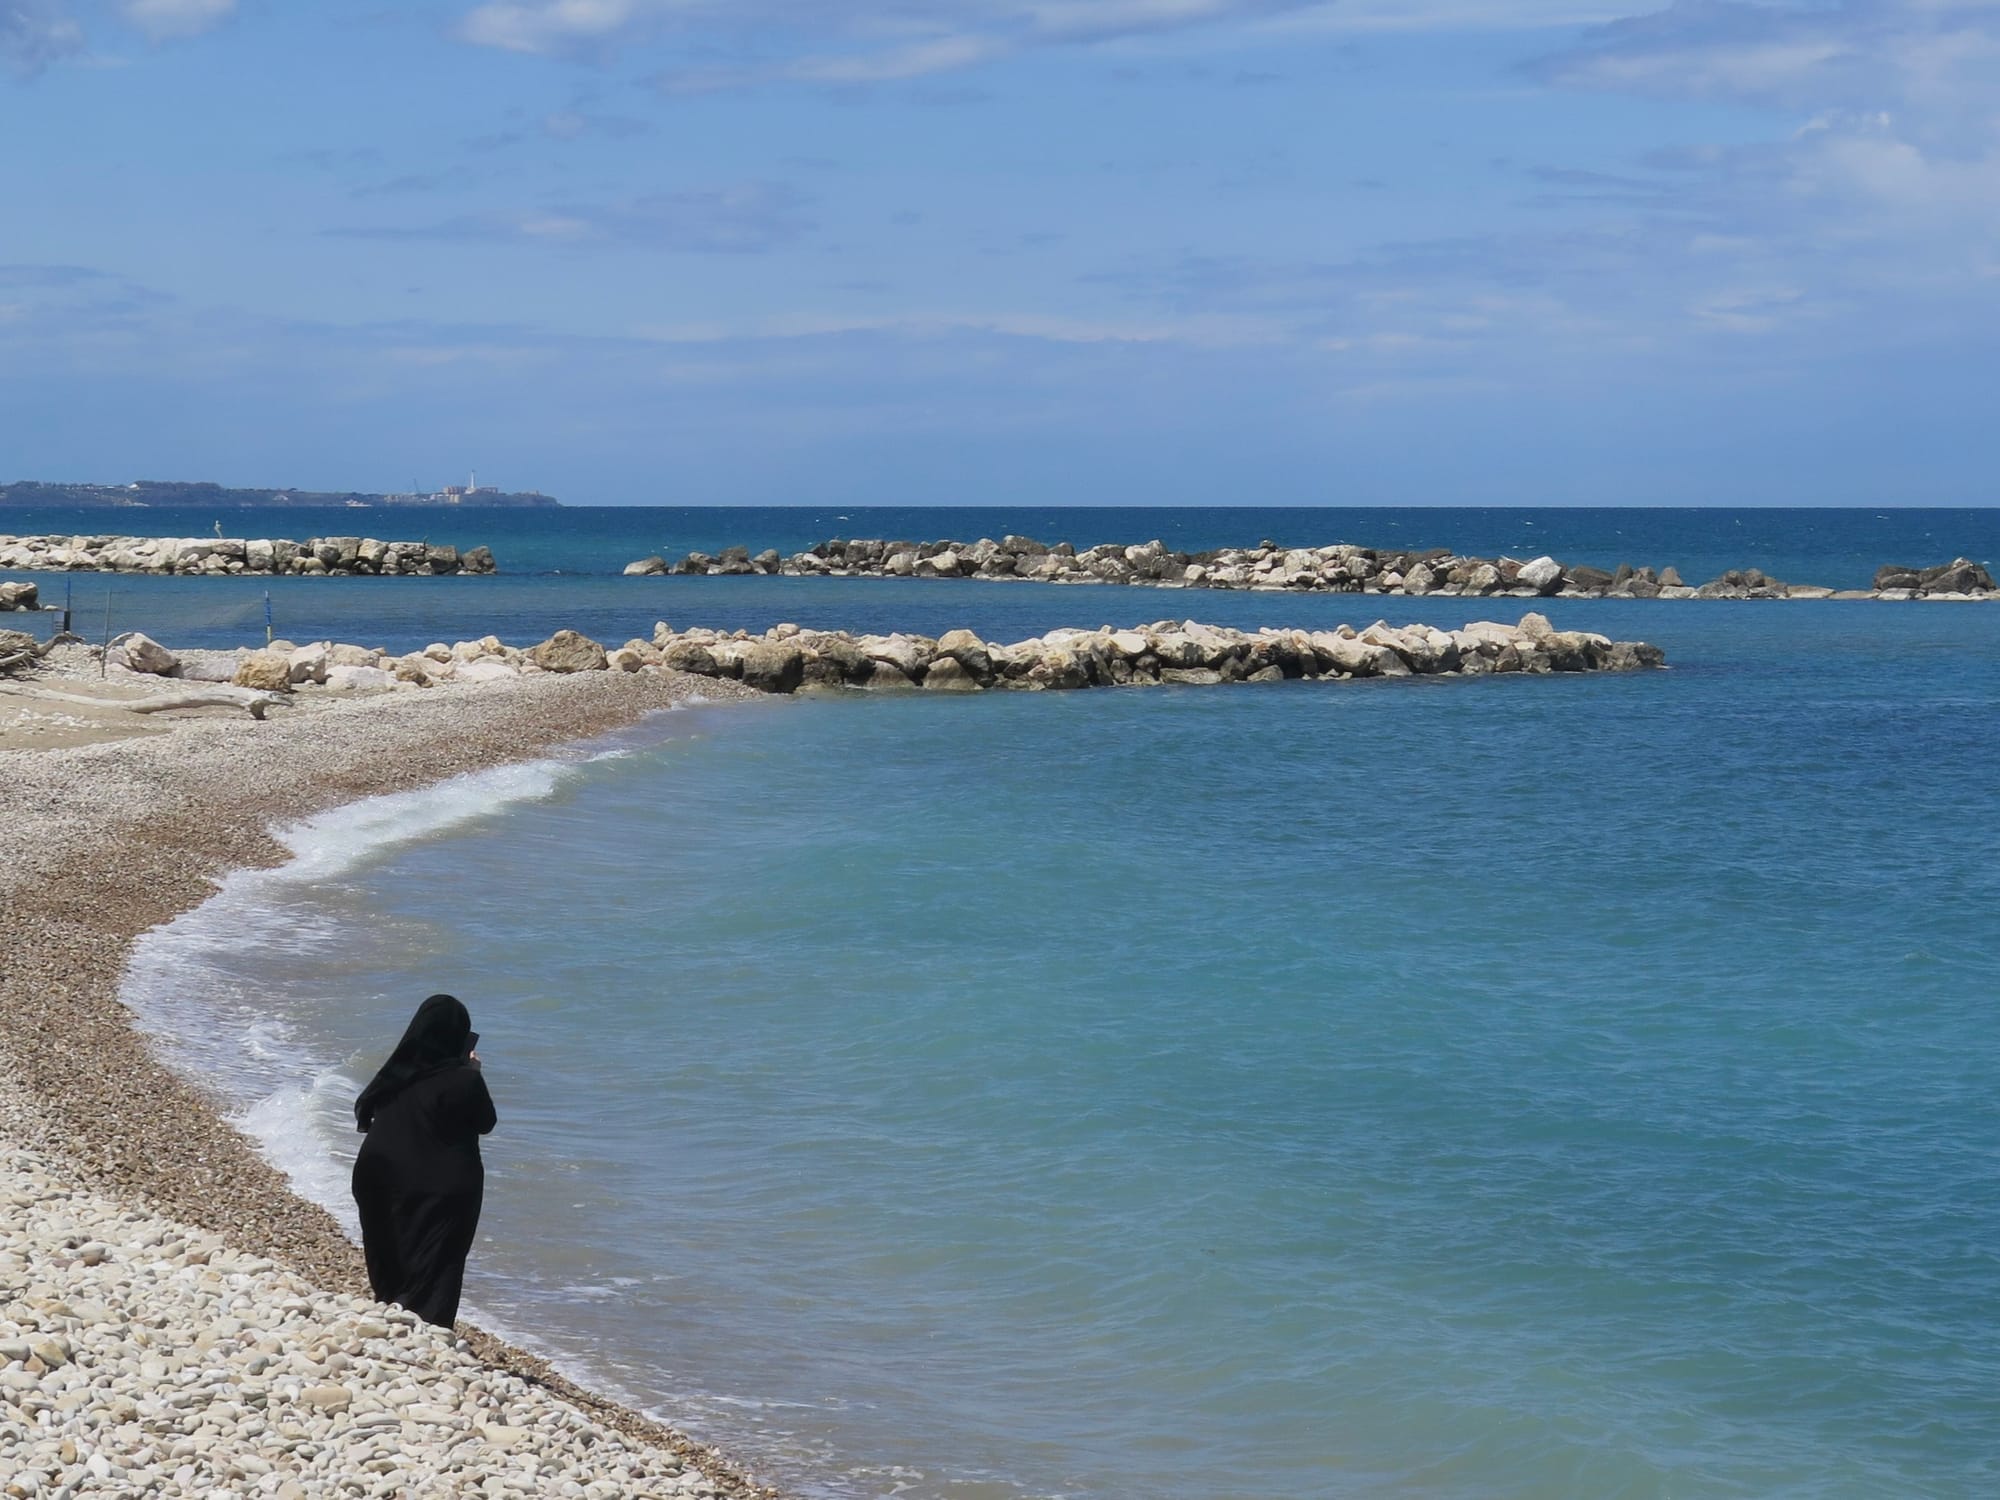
[1,657,772,1496]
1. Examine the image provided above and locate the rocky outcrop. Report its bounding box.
[635,537,2000,601]
[0,580,38,611]
[0,536,498,577]
[641,613,1666,695]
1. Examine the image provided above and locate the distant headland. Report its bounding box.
[0,479,563,509]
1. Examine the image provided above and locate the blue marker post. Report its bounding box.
[264,590,273,647]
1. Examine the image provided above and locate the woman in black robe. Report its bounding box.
[351,993,497,1328]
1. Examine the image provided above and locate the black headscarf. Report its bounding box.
[355,993,474,1131]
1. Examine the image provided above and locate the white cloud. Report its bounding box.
[2,2,84,74]
[456,0,1332,79]
[632,309,1288,347]
[1689,285,1807,333]
[120,0,236,41]
[1541,0,2000,112]
[333,183,816,254]
[459,0,645,54]
[788,35,1010,83]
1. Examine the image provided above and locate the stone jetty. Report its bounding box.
[628,614,1662,693]
[0,535,497,577]
[626,538,1999,601]
[64,614,1664,700]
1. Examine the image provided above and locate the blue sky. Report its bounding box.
[3,0,1995,505]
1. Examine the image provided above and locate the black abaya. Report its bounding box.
[351,995,497,1328]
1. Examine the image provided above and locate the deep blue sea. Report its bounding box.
[62,507,2000,1499]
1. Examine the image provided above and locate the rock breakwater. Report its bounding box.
[61,615,1664,700]
[636,614,1665,693]
[0,535,497,577]
[627,538,1998,600]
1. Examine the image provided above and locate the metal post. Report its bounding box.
[100,587,112,677]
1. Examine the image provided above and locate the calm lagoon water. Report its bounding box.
[99,508,2000,1499]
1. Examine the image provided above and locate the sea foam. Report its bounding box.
[120,752,606,1228]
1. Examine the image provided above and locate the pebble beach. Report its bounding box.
[0,651,771,1498]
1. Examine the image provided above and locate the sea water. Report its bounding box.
[11,504,2000,654]
[100,510,2000,1499]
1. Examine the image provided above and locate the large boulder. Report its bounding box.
[1917,558,1995,594]
[1025,644,1090,690]
[0,580,38,611]
[113,632,177,675]
[528,630,608,673]
[866,633,932,679]
[935,628,994,682]
[1604,641,1667,671]
[920,655,981,692]
[808,638,872,684]
[176,651,246,683]
[1539,631,1605,672]
[1310,634,1394,678]
[232,652,292,692]
[324,664,397,692]
[660,640,719,676]
[624,556,668,577]
[455,658,521,683]
[288,642,330,684]
[737,642,805,694]
[1517,556,1564,595]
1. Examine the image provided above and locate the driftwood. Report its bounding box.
[0,683,282,720]
[0,632,55,675]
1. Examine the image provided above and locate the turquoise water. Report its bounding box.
[95,508,2000,1499]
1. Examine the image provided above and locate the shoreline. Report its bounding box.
[0,665,778,1495]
